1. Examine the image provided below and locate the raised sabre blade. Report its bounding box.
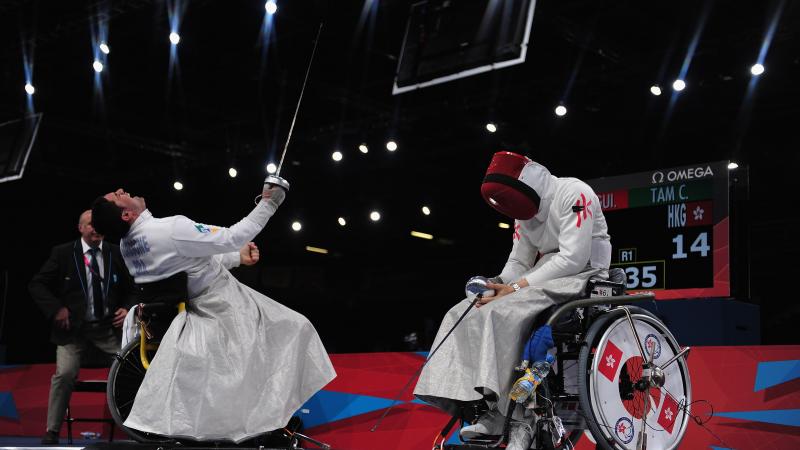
[264,23,324,192]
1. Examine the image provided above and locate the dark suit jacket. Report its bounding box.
[29,239,135,345]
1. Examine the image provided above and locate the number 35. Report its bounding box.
[625,266,657,289]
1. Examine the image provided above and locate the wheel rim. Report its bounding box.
[588,314,691,449]
[107,340,168,442]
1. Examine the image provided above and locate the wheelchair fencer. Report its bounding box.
[105,272,329,449]
[438,268,692,450]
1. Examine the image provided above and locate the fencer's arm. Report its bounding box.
[520,191,593,286]
[496,221,538,284]
[170,189,284,258]
[213,252,241,270]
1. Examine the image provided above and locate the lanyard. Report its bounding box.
[73,247,111,301]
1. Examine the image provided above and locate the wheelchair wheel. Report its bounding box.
[107,339,171,443]
[577,307,691,450]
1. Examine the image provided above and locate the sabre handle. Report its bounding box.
[254,176,290,206]
[264,175,290,191]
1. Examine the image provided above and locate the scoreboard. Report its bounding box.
[587,161,734,300]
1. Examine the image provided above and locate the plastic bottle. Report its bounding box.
[80,431,101,440]
[509,353,555,403]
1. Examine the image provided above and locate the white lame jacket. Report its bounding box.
[120,201,277,297]
[497,174,611,286]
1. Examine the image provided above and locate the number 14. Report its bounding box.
[672,232,710,259]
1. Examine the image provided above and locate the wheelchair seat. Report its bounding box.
[586,267,626,298]
[134,272,188,341]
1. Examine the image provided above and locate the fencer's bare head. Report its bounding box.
[103,189,146,217]
[91,189,146,238]
[78,210,103,247]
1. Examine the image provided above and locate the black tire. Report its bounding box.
[106,339,172,443]
[577,307,689,450]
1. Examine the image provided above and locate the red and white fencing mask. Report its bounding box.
[480,151,542,220]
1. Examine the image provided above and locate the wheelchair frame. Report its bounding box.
[441,292,691,450]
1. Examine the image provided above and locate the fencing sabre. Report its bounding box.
[262,22,324,193]
[370,288,488,432]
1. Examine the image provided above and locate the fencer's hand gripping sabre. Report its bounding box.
[258,23,324,199]
[370,277,494,432]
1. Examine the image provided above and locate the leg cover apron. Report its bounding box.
[414,269,603,418]
[123,271,336,442]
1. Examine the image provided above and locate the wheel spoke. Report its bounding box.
[121,356,145,376]
[621,307,648,362]
[658,347,690,371]
[117,398,135,410]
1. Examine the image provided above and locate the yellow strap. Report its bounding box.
[139,322,150,370]
[139,302,186,370]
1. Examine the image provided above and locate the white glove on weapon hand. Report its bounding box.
[262,183,286,208]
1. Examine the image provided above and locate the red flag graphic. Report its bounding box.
[657,392,680,434]
[598,340,624,382]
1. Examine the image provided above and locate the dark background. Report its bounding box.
[0,0,798,363]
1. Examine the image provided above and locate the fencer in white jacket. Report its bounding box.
[91,185,336,443]
[413,152,610,449]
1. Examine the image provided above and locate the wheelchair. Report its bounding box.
[441,268,692,450]
[106,272,188,443]
[105,273,326,449]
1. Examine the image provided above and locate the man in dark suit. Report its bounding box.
[29,209,134,444]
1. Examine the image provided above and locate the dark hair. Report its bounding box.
[91,196,131,239]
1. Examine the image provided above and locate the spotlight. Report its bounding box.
[485,123,497,133]
[228,168,238,178]
[169,32,181,45]
[672,79,686,91]
[266,163,277,174]
[265,1,277,15]
[24,83,35,95]
[99,42,110,55]
[92,60,104,73]
[750,63,765,76]
[332,151,343,162]
[410,231,434,240]
[370,211,381,222]
[173,181,184,191]
[359,144,368,154]
[386,140,398,152]
[727,162,739,170]
[337,217,346,226]
[650,85,662,96]
[291,221,302,231]
[555,105,567,117]
[498,222,510,229]
[421,206,431,216]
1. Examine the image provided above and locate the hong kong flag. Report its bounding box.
[598,340,624,382]
[685,200,712,227]
[657,393,680,434]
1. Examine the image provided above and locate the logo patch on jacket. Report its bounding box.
[573,193,593,228]
[194,224,220,234]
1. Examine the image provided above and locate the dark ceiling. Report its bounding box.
[1,0,798,360]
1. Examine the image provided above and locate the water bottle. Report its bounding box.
[80,431,101,440]
[509,354,555,403]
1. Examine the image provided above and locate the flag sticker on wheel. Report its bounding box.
[598,340,624,381]
[657,392,680,433]
[614,417,635,444]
